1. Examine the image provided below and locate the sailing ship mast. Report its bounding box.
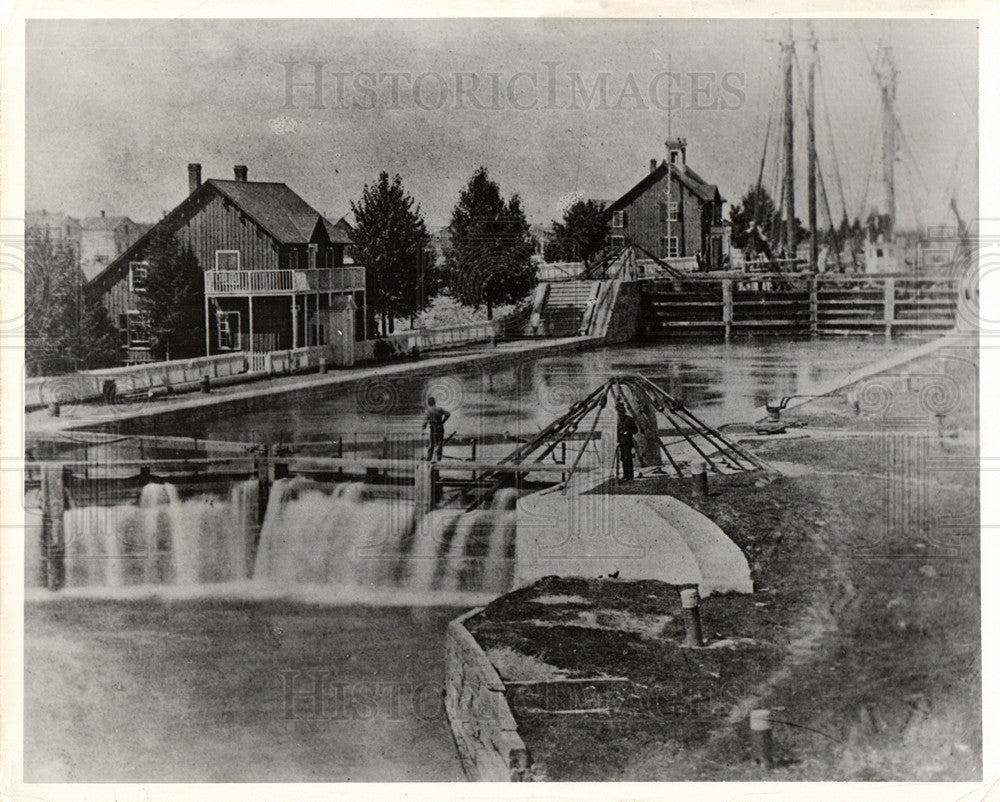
[875,37,898,241]
[780,24,796,254]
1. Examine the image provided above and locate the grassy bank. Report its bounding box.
[465,338,980,781]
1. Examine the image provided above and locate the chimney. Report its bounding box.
[650,158,658,174]
[188,163,202,195]
[234,165,248,182]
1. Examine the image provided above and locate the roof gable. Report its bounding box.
[606,162,723,214]
[207,180,350,246]
[88,179,351,289]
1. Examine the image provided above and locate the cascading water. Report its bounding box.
[28,475,521,594]
[252,477,520,593]
[30,480,261,588]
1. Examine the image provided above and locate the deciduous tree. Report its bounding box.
[349,172,433,335]
[445,167,536,319]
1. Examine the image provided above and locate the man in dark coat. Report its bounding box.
[422,396,451,461]
[616,401,639,481]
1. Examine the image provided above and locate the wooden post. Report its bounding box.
[41,464,66,590]
[721,279,733,341]
[413,461,437,516]
[750,709,774,768]
[680,588,704,647]
[255,447,270,528]
[248,295,254,354]
[204,294,211,356]
[692,460,708,496]
[809,275,819,336]
[883,277,895,337]
[291,295,298,349]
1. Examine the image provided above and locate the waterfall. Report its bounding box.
[55,480,259,588]
[252,478,521,593]
[30,477,521,594]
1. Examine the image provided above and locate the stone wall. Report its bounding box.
[444,609,532,782]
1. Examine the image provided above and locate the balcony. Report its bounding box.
[205,267,365,296]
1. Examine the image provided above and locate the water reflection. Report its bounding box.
[197,338,916,446]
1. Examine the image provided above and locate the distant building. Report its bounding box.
[88,164,364,365]
[26,211,83,247]
[78,212,150,282]
[604,138,728,268]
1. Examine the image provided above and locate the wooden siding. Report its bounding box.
[614,172,708,259]
[175,193,281,274]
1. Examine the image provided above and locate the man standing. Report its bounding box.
[422,396,451,461]
[616,401,639,481]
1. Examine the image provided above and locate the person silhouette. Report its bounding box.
[422,396,451,461]
[616,401,639,481]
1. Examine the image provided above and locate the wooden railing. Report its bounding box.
[205,267,365,295]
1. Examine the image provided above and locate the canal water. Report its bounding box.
[189,337,920,447]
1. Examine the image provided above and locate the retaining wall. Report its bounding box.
[444,608,532,782]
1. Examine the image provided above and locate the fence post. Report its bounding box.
[721,279,733,341]
[883,277,895,338]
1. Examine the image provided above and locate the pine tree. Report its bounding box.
[139,228,205,360]
[445,167,536,320]
[349,172,432,335]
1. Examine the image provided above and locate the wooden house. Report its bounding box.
[88,164,365,365]
[604,139,729,268]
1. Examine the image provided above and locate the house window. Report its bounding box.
[215,250,240,270]
[663,201,678,222]
[610,235,625,249]
[216,310,241,351]
[611,210,625,228]
[660,236,680,259]
[124,310,151,348]
[128,261,148,293]
[308,243,318,271]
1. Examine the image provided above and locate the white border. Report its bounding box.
[2,4,995,802]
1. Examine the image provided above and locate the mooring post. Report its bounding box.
[750,709,774,768]
[722,279,733,341]
[40,463,67,590]
[693,461,708,496]
[680,587,704,647]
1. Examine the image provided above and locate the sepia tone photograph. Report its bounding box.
[6,10,984,792]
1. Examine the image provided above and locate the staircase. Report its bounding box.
[530,281,599,337]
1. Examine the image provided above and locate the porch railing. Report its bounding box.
[205,267,365,295]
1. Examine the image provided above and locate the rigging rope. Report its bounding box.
[816,56,850,224]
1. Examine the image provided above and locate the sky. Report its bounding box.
[25,18,978,231]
